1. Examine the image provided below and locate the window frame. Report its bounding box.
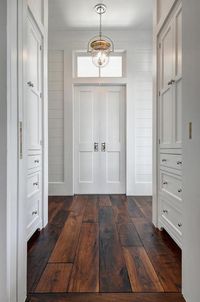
[73,50,126,79]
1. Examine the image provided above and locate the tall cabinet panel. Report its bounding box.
[26,17,43,240]
[158,2,183,248]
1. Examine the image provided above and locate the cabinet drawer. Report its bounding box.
[28,155,41,172]
[27,171,41,199]
[27,196,40,228]
[160,198,182,235]
[160,171,182,202]
[160,153,182,171]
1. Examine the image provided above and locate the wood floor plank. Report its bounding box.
[68,223,99,292]
[99,195,112,207]
[49,196,87,263]
[117,223,142,247]
[27,201,71,292]
[133,197,152,221]
[123,247,164,292]
[127,197,145,218]
[28,293,186,302]
[99,207,131,293]
[132,219,181,292]
[110,195,132,224]
[83,196,98,223]
[35,263,72,293]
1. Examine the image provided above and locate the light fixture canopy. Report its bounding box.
[88,3,114,68]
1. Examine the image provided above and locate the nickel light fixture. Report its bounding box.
[88,3,114,68]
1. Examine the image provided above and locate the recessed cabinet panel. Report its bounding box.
[161,25,174,89]
[174,78,182,146]
[175,7,182,77]
[27,90,41,151]
[160,88,173,148]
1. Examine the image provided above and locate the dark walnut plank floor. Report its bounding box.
[27,195,185,302]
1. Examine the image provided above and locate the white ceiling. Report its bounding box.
[49,0,153,31]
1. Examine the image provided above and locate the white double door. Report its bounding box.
[74,85,126,194]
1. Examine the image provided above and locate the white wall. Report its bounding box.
[0,0,8,300]
[182,0,200,301]
[48,50,65,182]
[48,29,153,196]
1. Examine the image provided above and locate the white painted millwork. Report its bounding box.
[74,86,125,194]
[157,1,183,248]
[26,16,43,240]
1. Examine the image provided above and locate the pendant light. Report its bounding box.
[88,3,114,68]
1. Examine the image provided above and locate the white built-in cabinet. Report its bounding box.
[26,16,43,240]
[158,2,183,247]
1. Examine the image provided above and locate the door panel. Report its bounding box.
[160,87,173,148]
[27,18,42,152]
[74,87,99,193]
[101,87,125,193]
[74,86,125,194]
[161,25,174,90]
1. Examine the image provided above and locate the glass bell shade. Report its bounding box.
[91,50,110,68]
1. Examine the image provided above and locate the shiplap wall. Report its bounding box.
[134,50,152,184]
[48,30,153,195]
[48,50,64,183]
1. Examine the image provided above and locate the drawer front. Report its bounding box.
[160,171,182,202]
[28,155,41,172]
[160,153,182,171]
[27,171,41,198]
[160,198,182,235]
[27,196,40,228]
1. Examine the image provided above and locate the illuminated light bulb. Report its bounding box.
[92,50,110,68]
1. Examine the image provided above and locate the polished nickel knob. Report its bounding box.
[163,209,168,214]
[32,210,38,215]
[34,160,40,164]
[178,188,182,193]
[178,223,182,228]
[163,181,168,185]
[27,81,34,87]
[177,161,182,165]
[33,182,39,186]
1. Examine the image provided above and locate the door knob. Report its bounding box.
[94,142,99,152]
[101,142,106,152]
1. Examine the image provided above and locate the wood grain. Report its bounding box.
[132,219,181,292]
[117,223,142,247]
[28,293,186,302]
[27,201,70,292]
[110,195,131,224]
[98,195,112,207]
[99,207,131,292]
[123,247,164,292]
[35,263,72,293]
[69,223,99,292]
[49,196,87,263]
[83,196,98,223]
[127,197,145,218]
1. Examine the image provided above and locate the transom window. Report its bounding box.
[75,52,126,78]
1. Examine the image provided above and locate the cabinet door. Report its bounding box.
[173,5,182,148]
[160,24,174,90]
[27,18,42,152]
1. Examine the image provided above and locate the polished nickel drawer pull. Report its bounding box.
[177,161,182,165]
[33,182,39,186]
[34,160,40,164]
[163,181,168,185]
[162,159,167,162]
[101,142,106,152]
[32,210,38,215]
[94,142,99,152]
[178,223,182,228]
[178,189,182,193]
[163,209,168,214]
